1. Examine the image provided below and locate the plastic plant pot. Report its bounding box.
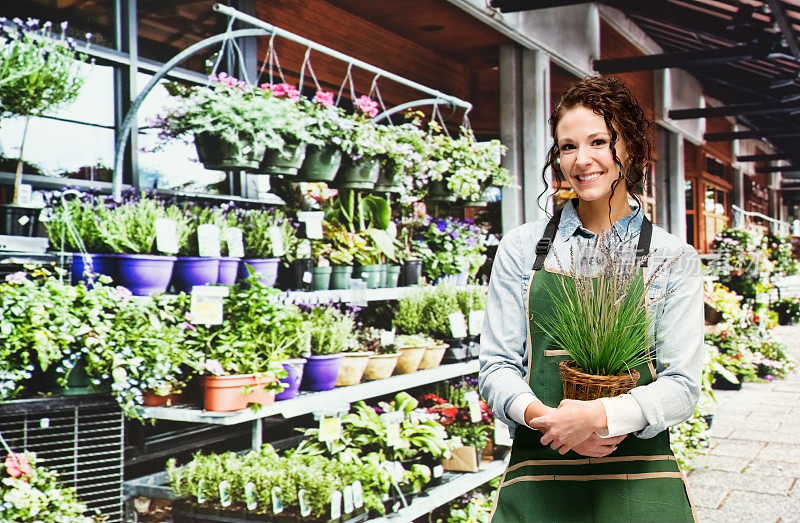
[300,354,343,392]
[171,257,221,293]
[329,265,353,290]
[217,257,240,285]
[116,254,176,296]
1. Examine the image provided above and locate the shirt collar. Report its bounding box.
[558,198,645,241]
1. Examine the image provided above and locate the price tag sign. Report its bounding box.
[190,286,229,326]
[318,416,342,442]
[155,218,179,254]
[468,309,485,336]
[302,270,313,283]
[352,481,364,509]
[297,211,324,239]
[245,482,257,510]
[380,329,396,347]
[343,484,354,514]
[225,227,244,258]
[465,391,482,423]
[298,489,311,517]
[196,479,205,504]
[271,486,283,514]
[432,465,444,479]
[448,312,468,339]
[494,420,513,446]
[268,226,285,257]
[219,480,231,507]
[330,490,342,520]
[350,277,367,306]
[17,184,32,206]
[198,223,221,258]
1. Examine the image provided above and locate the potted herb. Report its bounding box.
[324,222,360,290]
[311,239,333,291]
[299,305,358,391]
[0,19,89,235]
[153,74,284,171]
[172,204,225,292]
[393,334,434,374]
[359,327,400,381]
[397,221,423,286]
[237,208,296,287]
[534,233,673,400]
[217,206,243,285]
[96,192,191,295]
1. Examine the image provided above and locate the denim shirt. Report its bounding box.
[479,199,704,439]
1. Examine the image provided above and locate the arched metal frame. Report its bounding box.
[113,4,475,198]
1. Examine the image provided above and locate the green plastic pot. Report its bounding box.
[386,265,401,288]
[194,131,267,171]
[379,264,388,287]
[259,140,307,176]
[312,265,333,291]
[336,155,381,189]
[330,265,353,290]
[374,159,403,193]
[355,264,382,289]
[426,179,457,203]
[298,144,343,182]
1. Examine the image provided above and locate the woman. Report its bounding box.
[479,76,702,522]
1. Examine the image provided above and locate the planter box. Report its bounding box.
[172,500,368,523]
[442,445,480,472]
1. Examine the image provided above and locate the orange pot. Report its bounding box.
[248,374,277,407]
[202,374,257,412]
[142,390,183,407]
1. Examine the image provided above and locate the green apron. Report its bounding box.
[490,209,697,523]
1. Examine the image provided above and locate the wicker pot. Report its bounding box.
[334,351,373,386]
[558,360,639,401]
[363,353,399,381]
[393,346,427,375]
[417,344,448,370]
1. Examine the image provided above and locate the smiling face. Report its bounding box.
[555,105,629,204]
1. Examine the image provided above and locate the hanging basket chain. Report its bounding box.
[209,17,237,79]
[369,74,393,126]
[335,62,355,106]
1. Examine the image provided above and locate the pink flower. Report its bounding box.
[179,321,196,331]
[111,286,132,302]
[313,90,335,107]
[4,271,27,284]
[268,82,300,101]
[5,453,32,480]
[354,95,379,118]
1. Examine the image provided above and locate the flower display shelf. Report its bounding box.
[284,286,416,304]
[370,458,507,522]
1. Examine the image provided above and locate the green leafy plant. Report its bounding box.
[770,297,800,324]
[534,234,672,376]
[97,193,191,255]
[43,192,110,253]
[238,208,297,259]
[303,305,358,355]
[410,216,488,280]
[394,283,465,339]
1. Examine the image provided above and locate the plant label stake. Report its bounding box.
[155,218,179,254]
[198,224,221,258]
[219,480,232,507]
[343,484,354,514]
[297,211,324,239]
[190,286,229,326]
[330,490,342,520]
[433,464,444,478]
[468,309,485,336]
[380,329,396,347]
[17,184,32,206]
[271,486,283,514]
[465,390,482,423]
[448,312,468,339]
[245,482,257,510]
[494,420,513,446]
[268,225,285,256]
[318,415,342,442]
[381,411,403,447]
[298,489,311,517]
[352,481,364,509]
[195,479,206,504]
[225,227,245,258]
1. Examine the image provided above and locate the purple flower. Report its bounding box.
[435,220,447,232]
[466,237,476,247]
[4,272,27,284]
[179,321,197,331]
[449,231,458,240]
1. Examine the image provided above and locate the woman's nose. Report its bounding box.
[575,146,592,166]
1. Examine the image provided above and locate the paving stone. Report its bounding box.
[710,439,766,460]
[687,470,793,495]
[772,382,800,392]
[744,459,800,478]
[728,429,800,445]
[685,484,729,509]
[695,506,730,523]
[757,442,800,464]
[704,455,751,473]
[736,416,782,432]
[769,391,800,406]
[717,490,800,521]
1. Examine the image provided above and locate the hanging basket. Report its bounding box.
[298,144,343,182]
[373,159,403,193]
[335,155,381,189]
[426,180,457,203]
[194,131,265,171]
[558,360,639,401]
[259,140,308,176]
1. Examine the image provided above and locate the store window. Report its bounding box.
[702,182,729,248]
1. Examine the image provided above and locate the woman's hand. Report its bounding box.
[571,433,627,457]
[527,399,608,455]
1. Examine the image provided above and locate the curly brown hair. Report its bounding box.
[540,75,652,221]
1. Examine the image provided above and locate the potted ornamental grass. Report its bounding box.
[237,208,295,286]
[172,205,226,292]
[96,192,190,295]
[0,19,89,236]
[534,233,675,400]
[299,305,358,391]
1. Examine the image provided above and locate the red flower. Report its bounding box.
[5,453,32,480]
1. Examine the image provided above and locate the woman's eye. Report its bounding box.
[592,139,607,146]
[559,144,575,151]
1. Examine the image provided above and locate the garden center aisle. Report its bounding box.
[687,325,800,522]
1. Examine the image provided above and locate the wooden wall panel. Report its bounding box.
[550,64,580,115]
[703,117,733,164]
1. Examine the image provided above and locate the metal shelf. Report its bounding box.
[284,286,417,304]
[372,459,508,522]
[141,360,479,426]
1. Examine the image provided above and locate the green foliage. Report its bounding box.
[409,216,488,280]
[303,305,358,356]
[770,297,800,323]
[763,234,799,276]
[97,194,191,255]
[668,408,710,470]
[43,192,110,253]
[238,208,297,259]
[395,283,484,339]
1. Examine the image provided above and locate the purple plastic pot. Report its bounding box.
[455,270,470,286]
[171,257,221,293]
[300,354,342,392]
[117,254,177,296]
[217,257,240,285]
[275,358,307,401]
[71,253,117,284]
[237,258,280,287]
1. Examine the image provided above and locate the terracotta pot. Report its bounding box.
[393,346,428,375]
[363,353,400,381]
[142,390,183,407]
[417,344,448,370]
[249,374,277,407]
[335,351,373,386]
[201,374,256,412]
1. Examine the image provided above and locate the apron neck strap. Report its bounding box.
[530,204,654,271]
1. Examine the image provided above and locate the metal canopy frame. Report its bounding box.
[112,3,473,197]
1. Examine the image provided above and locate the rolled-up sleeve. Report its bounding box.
[479,227,537,429]
[630,244,704,439]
